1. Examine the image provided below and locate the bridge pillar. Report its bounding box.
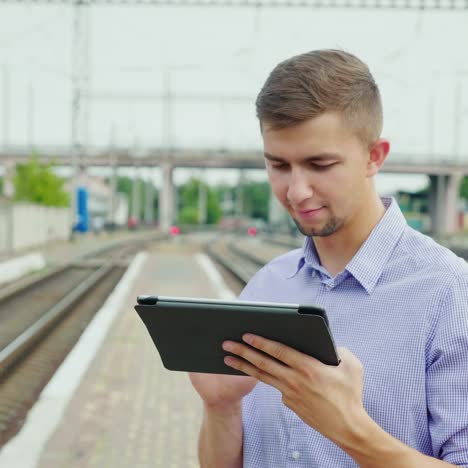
[159,162,174,231]
[144,172,154,224]
[2,159,15,199]
[130,166,140,221]
[428,173,463,236]
[108,157,118,225]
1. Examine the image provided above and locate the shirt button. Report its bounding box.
[292,450,300,460]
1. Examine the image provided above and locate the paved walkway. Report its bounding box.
[37,241,223,468]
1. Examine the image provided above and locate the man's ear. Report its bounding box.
[367,138,390,177]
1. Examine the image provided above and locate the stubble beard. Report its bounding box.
[292,215,343,237]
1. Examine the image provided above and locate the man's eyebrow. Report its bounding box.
[263,152,342,162]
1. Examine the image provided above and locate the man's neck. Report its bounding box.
[313,196,386,277]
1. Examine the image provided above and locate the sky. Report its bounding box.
[0,3,467,192]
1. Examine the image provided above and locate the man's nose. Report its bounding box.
[286,169,314,205]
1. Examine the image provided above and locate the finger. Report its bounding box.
[241,334,321,369]
[336,346,350,356]
[223,341,290,385]
[224,355,282,390]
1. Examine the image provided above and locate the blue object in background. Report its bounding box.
[74,186,89,232]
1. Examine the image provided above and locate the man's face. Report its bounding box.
[262,112,371,238]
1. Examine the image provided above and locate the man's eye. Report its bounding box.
[312,163,336,170]
[272,164,288,170]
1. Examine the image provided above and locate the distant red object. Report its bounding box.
[247,226,257,237]
[128,216,138,229]
[169,225,180,236]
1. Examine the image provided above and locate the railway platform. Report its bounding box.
[0,238,237,468]
[0,228,160,287]
[0,229,465,468]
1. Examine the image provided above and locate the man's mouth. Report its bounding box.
[296,206,326,220]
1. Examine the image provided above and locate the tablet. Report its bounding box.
[135,295,340,375]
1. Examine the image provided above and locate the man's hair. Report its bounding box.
[256,49,383,145]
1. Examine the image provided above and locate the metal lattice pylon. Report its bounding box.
[71,0,90,161]
[70,0,91,224]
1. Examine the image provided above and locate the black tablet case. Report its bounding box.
[135,296,339,375]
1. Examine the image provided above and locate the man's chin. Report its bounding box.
[293,218,341,237]
[296,225,326,237]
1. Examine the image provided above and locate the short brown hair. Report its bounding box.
[256,49,383,145]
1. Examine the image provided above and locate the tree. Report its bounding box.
[241,181,270,221]
[116,176,133,200]
[178,178,222,224]
[213,181,270,221]
[460,176,468,201]
[13,156,69,207]
[214,184,236,216]
[206,188,223,224]
[116,175,159,221]
[178,206,199,224]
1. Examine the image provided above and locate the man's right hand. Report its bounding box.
[189,372,257,411]
[190,372,255,468]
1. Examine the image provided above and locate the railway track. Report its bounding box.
[206,235,292,286]
[0,233,164,447]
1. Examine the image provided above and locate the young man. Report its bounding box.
[189,49,468,467]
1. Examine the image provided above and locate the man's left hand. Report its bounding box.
[223,335,458,468]
[222,334,367,446]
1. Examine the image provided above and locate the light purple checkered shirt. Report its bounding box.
[239,197,468,467]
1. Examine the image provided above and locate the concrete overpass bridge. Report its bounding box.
[1,145,467,235]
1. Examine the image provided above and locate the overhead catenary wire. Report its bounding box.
[0,0,467,10]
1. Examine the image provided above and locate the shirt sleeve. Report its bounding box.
[426,274,468,465]
[237,264,272,301]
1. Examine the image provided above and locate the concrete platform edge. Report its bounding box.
[194,253,237,300]
[0,253,46,286]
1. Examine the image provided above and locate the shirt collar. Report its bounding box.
[286,197,407,293]
[344,197,406,294]
[286,251,306,279]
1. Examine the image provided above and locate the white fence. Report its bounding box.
[0,202,71,255]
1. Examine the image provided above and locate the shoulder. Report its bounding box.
[238,248,303,300]
[400,229,468,344]
[394,226,468,279]
[264,247,304,275]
